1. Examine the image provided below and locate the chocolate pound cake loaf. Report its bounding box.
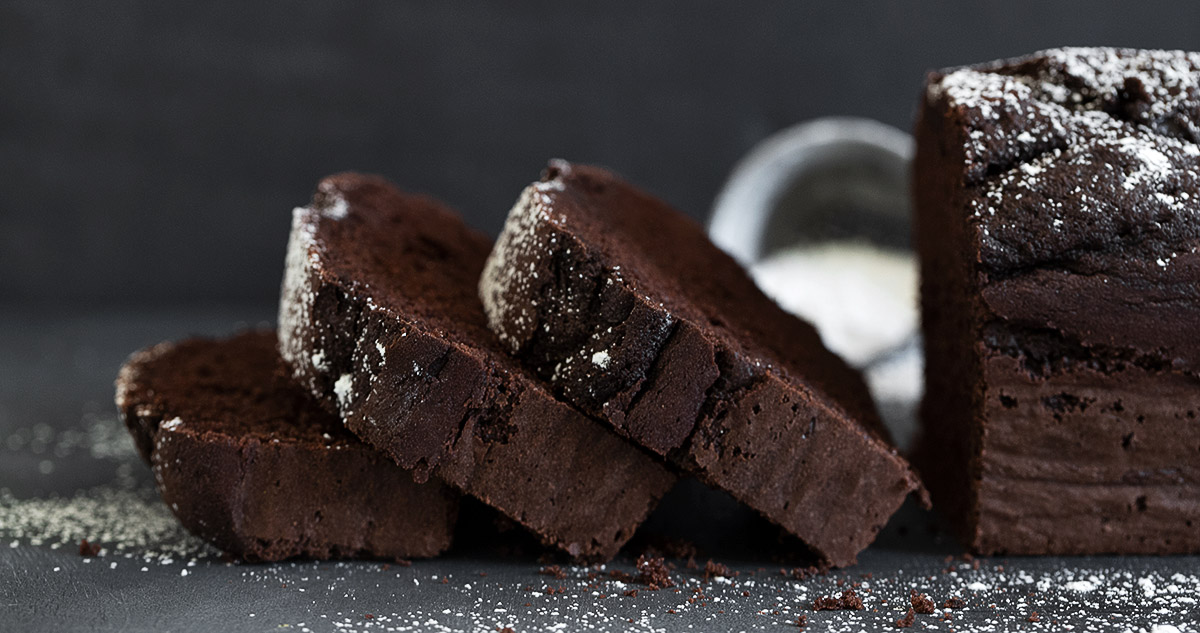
[278,173,676,561]
[479,161,924,567]
[115,331,457,562]
[914,47,1200,555]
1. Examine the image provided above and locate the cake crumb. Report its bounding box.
[635,554,674,590]
[78,539,101,557]
[703,559,733,581]
[814,589,865,611]
[538,565,567,579]
[943,596,966,609]
[911,590,935,614]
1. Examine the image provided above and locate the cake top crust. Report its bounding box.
[297,173,497,346]
[926,47,1200,273]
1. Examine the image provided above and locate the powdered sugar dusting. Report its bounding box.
[5,409,1199,633]
[0,487,216,561]
[317,180,351,220]
[1045,48,1200,122]
[932,47,1199,181]
[1122,141,1173,191]
[934,48,1200,270]
[480,184,555,353]
[278,206,325,393]
[591,350,611,369]
[480,164,677,408]
[936,48,1200,126]
[322,196,349,220]
[1064,579,1098,592]
[310,349,329,372]
[333,373,355,411]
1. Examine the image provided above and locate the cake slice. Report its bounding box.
[278,173,676,561]
[115,331,457,562]
[479,161,924,567]
[914,47,1200,554]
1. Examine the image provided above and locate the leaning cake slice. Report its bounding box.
[116,331,458,562]
[278,173,676,562]
[480,161,924,567]
[914,47,1200,555]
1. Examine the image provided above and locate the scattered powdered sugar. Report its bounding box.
[0,487,215,561]
[5,407,1199,631]
[207,557,1200,633]
[1,415,214,562]
[1141,576,1159,598]
[936,48,1200,183]
[1064,579,1098,592]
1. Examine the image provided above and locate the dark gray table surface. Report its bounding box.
[2,307,1197,632]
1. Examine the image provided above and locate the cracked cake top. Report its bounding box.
[926,47,1200,274]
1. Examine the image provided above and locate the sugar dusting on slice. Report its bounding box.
[479,184,555,353]
[333,373,355,412]
[278,206,324,391]
[591,350,611,369]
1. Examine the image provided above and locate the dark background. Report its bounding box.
[4,0,1199,308]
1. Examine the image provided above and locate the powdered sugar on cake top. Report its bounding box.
[929,47,1200,271]
[1121,140,1174,191]
[933,48,1200,129]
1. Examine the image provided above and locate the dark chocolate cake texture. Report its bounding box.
[913,47,1200,555]
[278,173,676,562]
[116,331,458,562]
[479,160,924,567]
